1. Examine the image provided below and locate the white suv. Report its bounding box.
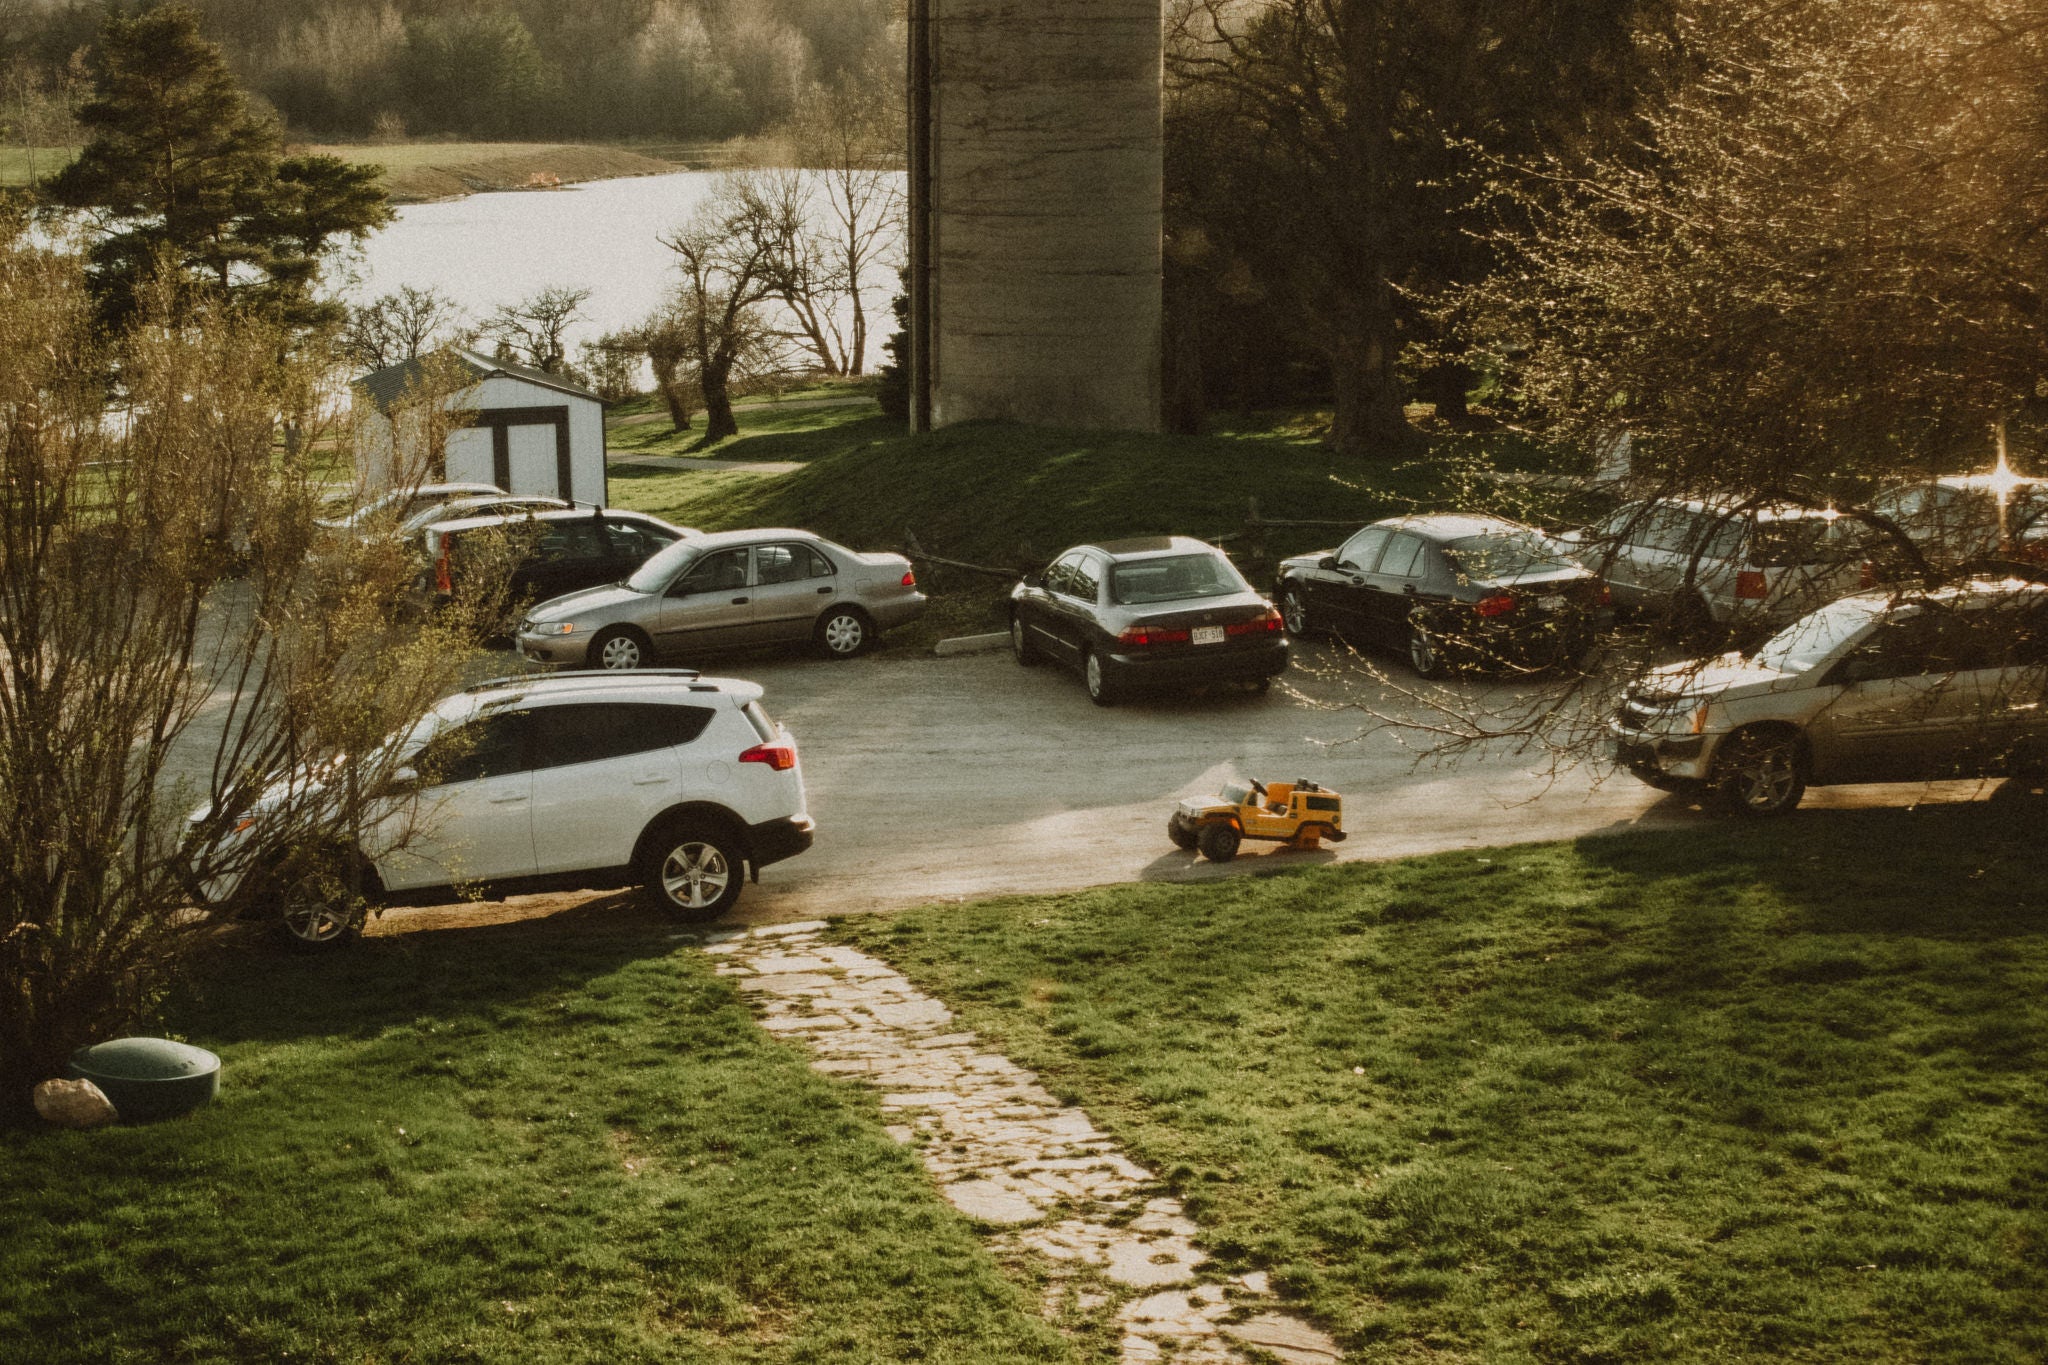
[254,670,812,944]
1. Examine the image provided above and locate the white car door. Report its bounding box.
[374,709,539,891]
[528,701,719,876]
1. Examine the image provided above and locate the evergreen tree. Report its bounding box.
[43,5,390,334]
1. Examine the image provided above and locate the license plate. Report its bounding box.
[1538,595,1567,612]
[1192,625,1225,645]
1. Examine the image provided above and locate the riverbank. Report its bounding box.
[298,142,687,204]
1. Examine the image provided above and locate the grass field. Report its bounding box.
[604,397,1596,649]
[0,146,77,185]
[836,798,2048,1363]
[0,911,1068,1364]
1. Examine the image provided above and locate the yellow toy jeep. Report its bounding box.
[1168,778,1346,863]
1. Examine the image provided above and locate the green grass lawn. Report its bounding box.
[0,146,78,185]
[836,797,2048,1363]
[0,909,1069,1364]
[605,400,1595,649]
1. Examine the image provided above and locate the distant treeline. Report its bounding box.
[4,0,899,141]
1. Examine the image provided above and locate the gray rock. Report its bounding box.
[34,1077,118,1128]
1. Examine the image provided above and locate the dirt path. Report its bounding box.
[709,921,1343,1363]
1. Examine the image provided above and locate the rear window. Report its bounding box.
[1445,532,1573,582]
[1750,519,1842,567]
[1304,795,1340,812]
[1109,552,1249,605]
[741,701,777,743]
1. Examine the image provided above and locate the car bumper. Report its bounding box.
[870,592,928,631]
[516,630,594,666]
[1611,720,1721,784]
[1105,639,1290,685]
[746,815,814,870]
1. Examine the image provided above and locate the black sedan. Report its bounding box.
[1275,514,1611,677]
[1009,536,1289,705]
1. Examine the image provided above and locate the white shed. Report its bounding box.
[355,348,609,505]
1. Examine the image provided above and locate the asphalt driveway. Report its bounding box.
[368,639,2005,931]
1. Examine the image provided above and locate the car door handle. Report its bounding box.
[631,772,673,785]
[731,596,749,605]
[489,794,527,804]
[817,585,832,594]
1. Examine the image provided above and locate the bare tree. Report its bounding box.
[483,284,591,374]
[774,72,906,376]
[658,193,795,446]
[0,220,505,1116]
[341,284,471,372]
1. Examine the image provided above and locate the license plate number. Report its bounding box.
[1538,595,1567,612]
[1192,625,1225,645]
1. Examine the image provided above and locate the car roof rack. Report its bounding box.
[463,668,704,693]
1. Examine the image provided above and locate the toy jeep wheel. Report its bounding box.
[1166,815,1198,850]
[1197,822,1241,863]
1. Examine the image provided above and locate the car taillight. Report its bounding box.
[1225,608,1285,636]
[738,743,796,771]
[1858,560,1878,589]
[1596,582,1613,607]
[434,544,453,595]
[1735,569,1769,600]
[1474,593,1517,618]
[901,569,917,588]
[1118,626,1192,646]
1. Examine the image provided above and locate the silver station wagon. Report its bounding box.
[517,528,926,669]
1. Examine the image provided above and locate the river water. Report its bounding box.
[343,169,899,370]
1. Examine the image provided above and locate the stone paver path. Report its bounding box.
[706,922,1344,1364]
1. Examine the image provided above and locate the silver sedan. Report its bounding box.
[515,528,927,669]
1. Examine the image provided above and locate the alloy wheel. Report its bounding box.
[1282,590,1308,635]
[660,841,732,911]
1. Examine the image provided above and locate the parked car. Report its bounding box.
[194,669,813,944]
[1556,498,1867,637]
[394,493,569,539]
[319,481,506,533]
[1009,535,1288,704]
[1276,514,1611,677]
[425,506,698,609]
[1864,474,2048,571]
[1611,576,2048,815]
[515,529,926,669]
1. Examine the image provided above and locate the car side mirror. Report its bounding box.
[1317,555,1341,571]
[1022,570,1043,588]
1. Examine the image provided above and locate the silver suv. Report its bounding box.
[204,670,813,945]
[1560,498,1866,635]
[1613,578,2048,814]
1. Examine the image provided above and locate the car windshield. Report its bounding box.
[1444,531,1572,582]
[1218,782,1251,805]
[1752,597,1886,674]
[1109,552,1248,605]
[626,538,699,593]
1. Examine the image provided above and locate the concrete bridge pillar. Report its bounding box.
[909,0,1163,434]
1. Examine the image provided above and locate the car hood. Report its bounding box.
[525,582,649,623]
[1632,652,1793,703]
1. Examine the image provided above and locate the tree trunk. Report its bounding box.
[848,293,867,377]
[648,352,694,429]
[1325,324,1414,457]
[698,360,739,445]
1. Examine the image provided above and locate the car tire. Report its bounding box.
[1167,815,1199,850]
[1408,621,1447,679]
[1197,822,1241,863]
[639,820,745,921]
[274,853,371,952]
[1712,728,1808,818]
[1281,587,1311,636]
[816,606,872,659]
[590,625,652,671]
[1010,612,1039,666]
[1084,649,1118,706]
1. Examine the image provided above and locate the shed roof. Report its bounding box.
[356,346,602,412]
